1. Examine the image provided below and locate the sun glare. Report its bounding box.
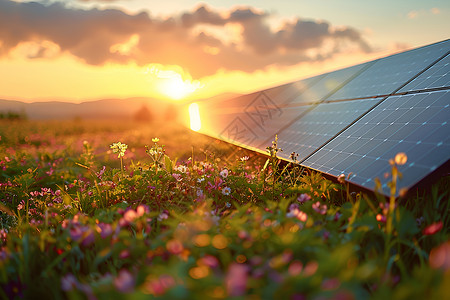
[189,103,201,131]
[146,65,203,100]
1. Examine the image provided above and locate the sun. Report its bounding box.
[147,66,203,100]
[161,75,195,100]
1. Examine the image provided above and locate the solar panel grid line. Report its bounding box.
[263,74,326,106]
[326,40,450,101]
[294,97,387,165]
[256,62,376,149]
[274,98,383,162]
[310,61,376,104]
[399,52,450,92]
[302,89,450,195]
[285,42,450,166]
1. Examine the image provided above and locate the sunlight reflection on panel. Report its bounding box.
[189,103,201,131]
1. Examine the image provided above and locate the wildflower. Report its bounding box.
[297,193,311,203]
[222,186,231,196]
[289,152,298,161]
[240,156,249,161]
[394,152,407,165]
[110,142,128,158]
[337,174,346,184]
[61,274,78,291]
[114,270,135,293]
[96,223,113,239]
[158,211,169,221]
[176,165,188,173]
[225,202,232,208]
[312,201,327,215]
[220,169,229,178]
[17,200,24,211]
[226,263,248,297]
[172,173,182,181]
[423,221,443,235]
[196,189,204,199]
[152,137,160,143]
[376,214,386,223]
[429,241,450,271]
[416,216,425,226]
[287,204,308,222]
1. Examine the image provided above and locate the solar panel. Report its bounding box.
[327,39,450,100]
[302,90,450,195]
[274,98,382,161]
[191,39,450,196]
[399,53,450,92]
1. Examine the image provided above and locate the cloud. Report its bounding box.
[431,8,440,15]
[407,11,418,19]
[0,0,372,78]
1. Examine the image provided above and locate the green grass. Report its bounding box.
[0,119,448,299]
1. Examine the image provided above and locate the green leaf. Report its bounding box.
[396,208,419,238]
[164,155,173,173]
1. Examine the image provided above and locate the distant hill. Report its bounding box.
[0,93,241,120]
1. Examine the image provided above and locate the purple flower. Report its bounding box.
[61,274,78,291]
[297,193,311,204]
[114,270,135,293]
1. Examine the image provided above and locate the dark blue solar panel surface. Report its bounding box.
[328,40,450,100]
[399,53,450,92]
[302,90,450,194]
[275,98,381,161]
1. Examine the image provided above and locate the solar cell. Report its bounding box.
[327,39,450,100]
[302,90,450,195]
[399,52,450,92]
[274,98,382,161]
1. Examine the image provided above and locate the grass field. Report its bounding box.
[0,119,449,299]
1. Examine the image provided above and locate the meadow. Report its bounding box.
[0,119,448,299]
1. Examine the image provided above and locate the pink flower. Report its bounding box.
[312,201,327,215]
[287,204,307,222]
[226,263,248,297]
[429,241,450,271]
[220,169,229,178]
[172,173,182,181]
[423,221,443,235]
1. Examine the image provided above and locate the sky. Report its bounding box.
[0,0,449,103]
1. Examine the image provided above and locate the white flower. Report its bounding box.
[222,186,231,196]
[176,165,188,173]
[240,156,249,161]
[220,169,229,178]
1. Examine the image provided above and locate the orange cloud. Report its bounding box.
[0,0,372,78]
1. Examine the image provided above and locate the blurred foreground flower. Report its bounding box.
[226,263,248,297]
[394,152,407,165]
[423,221,443,235]
[114,270,135,293]
[429,241,450,271]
